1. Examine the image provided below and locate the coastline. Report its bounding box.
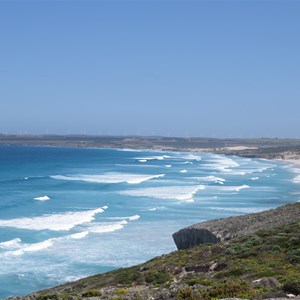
[12,203,300,300]
[1,134,300,159]
[2,140,300,173]
[1,138,300,299]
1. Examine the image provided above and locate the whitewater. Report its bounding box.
[0,146,299,298]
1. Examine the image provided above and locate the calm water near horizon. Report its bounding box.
[0,146,299,298]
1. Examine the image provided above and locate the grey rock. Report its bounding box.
[252,277,280,288]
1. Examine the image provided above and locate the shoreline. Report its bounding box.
[2,142,300,169]
[2,142,300,299]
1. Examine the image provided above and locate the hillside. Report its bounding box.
[173,202,300,250]
[13,203,300,300]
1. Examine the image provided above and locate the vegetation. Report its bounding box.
[26,220,300,299]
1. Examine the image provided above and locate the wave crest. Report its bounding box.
[34,196,50,201]
[0,207,106,231]
[51,173,165,184]
[119,185,205,201]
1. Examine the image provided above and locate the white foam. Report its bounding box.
[108,215,140,221]
[119,185,205,201]
[34,195,50,201]
[180,169,188,173]
[11,239,55,256]
[127,215,140,221]
[203,155,240,173]
[138,159,147,163]
[209,207,268,213]
[285,166,300,184]
[116,148,142,152]
[178,154,201,161]
[135,156,166,161]
[102,205,108,210]
[251,177,259,180]
[212,184,250,192]
[51,173,165,185]
[4,221,124,256]
[294,175,300,183]
[2,220,126,257]
[0,207,105,231]
[203,159,263,175]
[69,231,89,239]
[148,208,157,211]
[0,238,22,250]
[21,240,54,252]
[197,175,226,183]
[202,155,273,176]
[87,221,126,234]
[165,165,172,168]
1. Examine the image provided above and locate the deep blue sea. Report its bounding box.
[0,146,299,298]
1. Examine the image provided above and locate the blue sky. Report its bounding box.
[0,1,299,138]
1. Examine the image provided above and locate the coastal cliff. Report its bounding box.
[10,202,300,300]
[173,202,300,250]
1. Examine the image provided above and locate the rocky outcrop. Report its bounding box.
[173,202,300,250]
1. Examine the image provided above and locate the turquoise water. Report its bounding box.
[0,146,299,298]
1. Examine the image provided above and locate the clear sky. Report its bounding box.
[1,1,299,138]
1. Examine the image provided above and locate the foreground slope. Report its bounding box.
[13,203,300,300]
[173,202,300,250]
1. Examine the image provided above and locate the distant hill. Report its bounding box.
[1,135,300,161]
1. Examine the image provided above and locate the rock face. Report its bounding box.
[173,202,300,250]
[172,228,220,250]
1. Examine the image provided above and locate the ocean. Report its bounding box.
[0,146,299,298]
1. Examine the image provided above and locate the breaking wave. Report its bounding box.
[135,155,170,161]
[211,184,250,192]
[34,195,50,201]
[51,173,165,184]
[87,221,127,234]
[208,207,268,213]
[1,220,130,257]
[0,207,106,231]
[108,215,140,221]
[119,185,205,201]
[196,175,226,184]
[0,238,22,250]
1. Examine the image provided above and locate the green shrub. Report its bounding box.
[246,234,263,246]
[287,237,300,247]
[272,245,282,252]
[115,269,141,285]
[145,271,170,284]
[176,287,195,299]
[186,278,202,286]
[116,288,127,295]
[37,295,59,300]
[283,281,300,295]
[287,249,300,263]
[82,289,102,297]
[207,280,254,299]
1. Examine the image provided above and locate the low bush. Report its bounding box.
[82,289,102,297]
